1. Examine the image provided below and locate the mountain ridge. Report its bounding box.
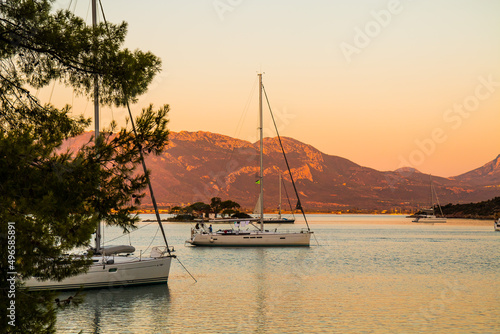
[453,154,500,186]
[62,131,499,211]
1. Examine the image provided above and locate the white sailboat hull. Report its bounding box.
[263,218,295,224]
[187,230,312,246]
[24,256,173,291]
[412,216,447,223]
[494,219,500,231]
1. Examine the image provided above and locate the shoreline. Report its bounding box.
[139,213,496,220]
[138,215,496,227]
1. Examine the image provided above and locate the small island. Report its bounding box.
[166,197,248,222]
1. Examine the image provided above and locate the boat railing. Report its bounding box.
[195,227,313,235]
[150,246,175,258]
[246,228,312,234]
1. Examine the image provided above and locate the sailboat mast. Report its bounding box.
[258,73,264,231]
[278,173,282,219]
[429,174,434,215]
[92,0,101,253]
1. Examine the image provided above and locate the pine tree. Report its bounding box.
[1,1,170,332]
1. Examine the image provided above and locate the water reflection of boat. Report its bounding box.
[56,284,171,333]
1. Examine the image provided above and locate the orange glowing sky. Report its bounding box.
[41,0,500,178]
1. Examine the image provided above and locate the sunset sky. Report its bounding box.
[43,0,500,178]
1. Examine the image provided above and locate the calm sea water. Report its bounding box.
[55,215,499,333]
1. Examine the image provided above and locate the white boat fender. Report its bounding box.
[210,238,214,243]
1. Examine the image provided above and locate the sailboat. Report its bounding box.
[24,0,174,291]
[409,175,447,223]
[187,74,313,246]
[258,173,295,224]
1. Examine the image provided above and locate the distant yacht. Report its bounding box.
[255,173,295,224]
[409,208,447,224]
[408,175,447,224]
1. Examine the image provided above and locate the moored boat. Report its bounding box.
[23,0,174,291]
[187,74,312,246]
[409,175,447,224]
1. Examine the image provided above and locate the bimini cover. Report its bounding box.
[101,245,135,255]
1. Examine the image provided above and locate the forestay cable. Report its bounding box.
[261,84,311,232]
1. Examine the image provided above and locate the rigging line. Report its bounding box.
[143,225,161,254]
[109,104,115,123]
[125,99,172,255]
[233,76,258,139]
[262,84,311,232]
[225,76,258,174]
[280,173,295,219]
[433,183,445,218]
[176,257,197,283]
[312,230,320,246]
[97,0,115,126]
[47,80,56,103]
[85,0,90,23]
[97,2,172,256]
[83,98,89,117]
[98,0,112,37]
[102,221,154,244]
[67,0,78,13]
[101,215,105,247]
[99,7,198,283]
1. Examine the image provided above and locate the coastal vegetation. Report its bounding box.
[1,1,169,332]
[440,197,500,219]
[168,197,244,221]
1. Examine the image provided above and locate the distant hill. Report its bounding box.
[440,197,500,219]
[453,154,500,186]
[62,131,500,211]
